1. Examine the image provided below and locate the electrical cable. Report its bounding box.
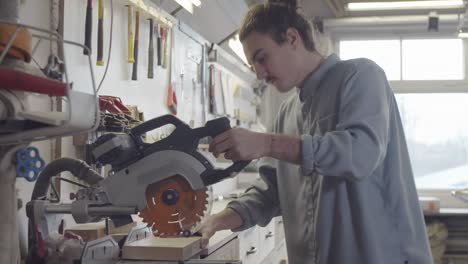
[97,0,113,93]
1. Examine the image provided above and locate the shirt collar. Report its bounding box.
[299,53,340,101]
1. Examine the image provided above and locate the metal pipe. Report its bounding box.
[0,0,19,23]
[45,204,137,215]
[324,14,460,32]
[325,14,460,27]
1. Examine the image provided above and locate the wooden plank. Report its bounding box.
[122,236,202,261]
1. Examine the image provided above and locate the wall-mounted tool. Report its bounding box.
[126,5,134,63]
[96,0,104,66]
[131,10,140,80]
[161,26,168,68]
[156,24,161,66]
[208,65,216,114]
[83,0,93,55]
[166,28,177,115]
[147,18,154,79]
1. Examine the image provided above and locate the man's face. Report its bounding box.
[242,31,298,93]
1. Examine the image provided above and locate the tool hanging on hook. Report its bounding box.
[126,5,134,63]
[83,0,93,55]
[156,24,162,66]
[97,0,105,66]
[131,9,140,80]
[148,18,154,79]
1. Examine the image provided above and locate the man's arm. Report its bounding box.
[209,129,302,164]
[210,62,391,181]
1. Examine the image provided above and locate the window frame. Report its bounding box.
[337,35,468,208]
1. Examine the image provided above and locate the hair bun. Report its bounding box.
[267,0,297,10]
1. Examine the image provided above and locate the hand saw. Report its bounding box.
[90,115,250,236]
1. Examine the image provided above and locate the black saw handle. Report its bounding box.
[194,118,251,186]
[130,114,186,136]
[130,115,250,186]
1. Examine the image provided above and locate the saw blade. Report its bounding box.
[139,175,210,236]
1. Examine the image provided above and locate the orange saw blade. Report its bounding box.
[139,175,208,236]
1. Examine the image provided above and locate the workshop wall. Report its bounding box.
[13,0,261,258]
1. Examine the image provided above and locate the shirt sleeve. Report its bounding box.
[301,61,391,181]
[227,164,281,232]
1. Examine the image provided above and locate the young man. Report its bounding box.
[199,1,433,263]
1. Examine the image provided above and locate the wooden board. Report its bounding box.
[122,236,202,261]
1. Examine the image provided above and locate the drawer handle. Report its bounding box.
[246,246,257,255]
[265,231,274,238]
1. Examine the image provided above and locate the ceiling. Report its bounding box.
[151,0,467,44]
[149,0,467,62]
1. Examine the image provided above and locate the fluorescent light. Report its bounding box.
[458,30,468,38]
[190,0,201,7]
[173,0,194,13]
[229,36,249,66]
[348,0,465,11]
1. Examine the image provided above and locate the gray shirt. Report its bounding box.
[227,54,433,264]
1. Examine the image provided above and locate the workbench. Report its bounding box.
[117,198,288,264]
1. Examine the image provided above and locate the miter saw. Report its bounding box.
[26,114,250,263]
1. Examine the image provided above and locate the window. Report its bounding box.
[395,94,468,189]
[402,39,464,80]
[339,38,464,81]
[339,40,401,80]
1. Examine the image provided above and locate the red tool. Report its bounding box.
[99,95,131,115]
[166,83,177,115]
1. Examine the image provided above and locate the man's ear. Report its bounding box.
[286,28,300,48]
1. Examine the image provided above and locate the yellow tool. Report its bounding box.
[126,5,134,63]
[96,0,104,66]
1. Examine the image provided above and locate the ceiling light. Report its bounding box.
[229,36,249,66]
[348,0,465,11]
[458,28,468,38]
[173,0,194,13]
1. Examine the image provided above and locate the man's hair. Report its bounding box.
[239,0,315,52]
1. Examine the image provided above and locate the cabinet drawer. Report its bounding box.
[203,237,239,261]
[259,221,276,260]
[238,226,260,264]
[274,216,285,245]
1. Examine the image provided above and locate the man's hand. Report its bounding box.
[198,215,220,249]
[198,208,244,249]
[209,128,271,161]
